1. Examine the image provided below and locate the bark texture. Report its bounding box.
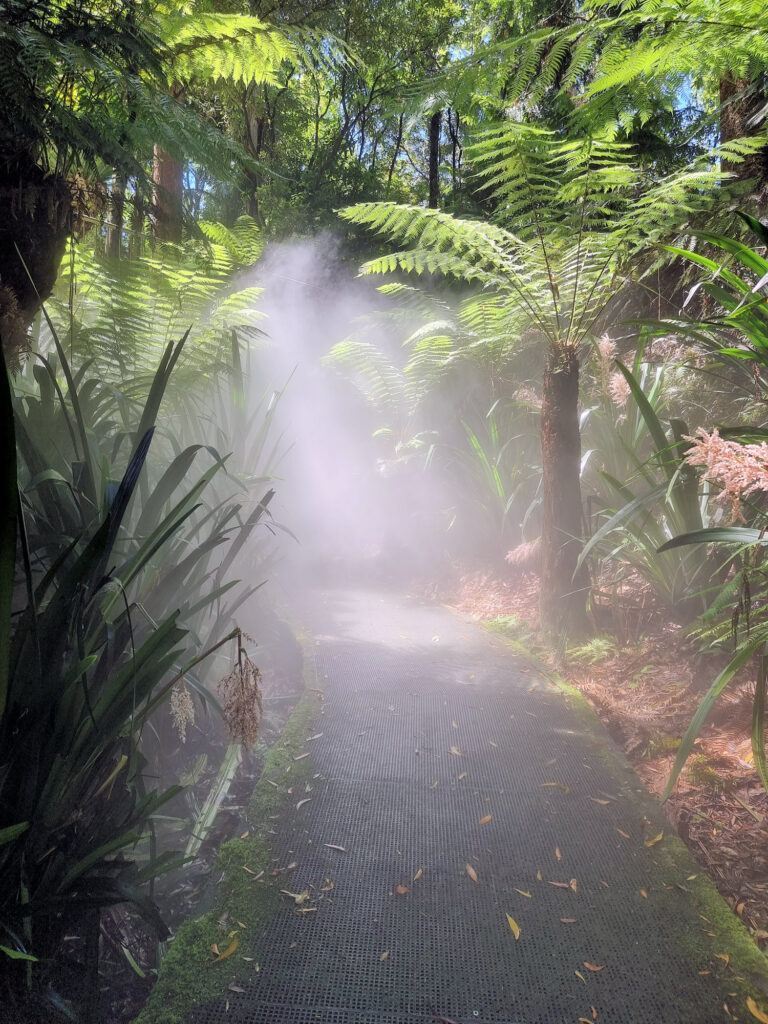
[539,342,590,635]
[152,144,184,243]
[0,159,71,365]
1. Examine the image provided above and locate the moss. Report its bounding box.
[134,686,319,1024]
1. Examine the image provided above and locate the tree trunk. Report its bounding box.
[152,144,183,242]
[105,173,127,259]
[720,73,768,209]
[0,159,71,365]
[428,109,442,209]
[539,342,590,635]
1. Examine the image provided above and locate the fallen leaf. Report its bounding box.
[280,890,310,904]
[536,870,543,881]
[560,918,576,923]
[293,753,310,761]
[465,864,478,883]
[715,954,730,967]
[555,846,562,861]
[321,878,334,891]
[324,844,347,852]
[228,985,245,994]
[458,772,467,780]
[296,799,312,810]
[210,943,220,956]
[644,831,663,848]
[306,733,323,741]
[549,881,571,889]
[294,906,317,914]
[589,798,611,805]
[541,782,570,793]
[505,913,520,939]
[413,868,423,881]
[583,963,604,972]
[514,889,532,898]
[396,885,408,895]
[452,720,458,729]
[570,879,579,892]
[640,889,648,899]
[747,996,768,1024]
[489,740,498,748]
[431,781,439,789]
[699,971,711,976]
[579,1018,593,1023]
[380,951,389,962]
[212,936,238,963]
[479,814,493,825]
[236,921,246,929]
[449,746,464,757]
[616,829,630,839]
[575,971,586,984]
[592,1008,598,1021]
[545,758,558,767]
[240,831,249,839]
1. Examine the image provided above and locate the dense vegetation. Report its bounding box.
[3,0,768,1019]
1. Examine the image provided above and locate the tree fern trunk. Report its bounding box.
[539,342,589,635]
[152,144,183,243]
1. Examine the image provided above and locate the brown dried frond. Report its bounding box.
[217,647,263,746]
[505,537,541,571]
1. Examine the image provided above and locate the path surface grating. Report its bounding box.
[190,589,765,1024]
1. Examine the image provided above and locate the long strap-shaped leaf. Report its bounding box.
[0,349,17,719]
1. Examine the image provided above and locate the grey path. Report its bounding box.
[192,588,767,1024]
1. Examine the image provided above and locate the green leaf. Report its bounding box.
[659,528,768,552]
[0,945,38,962]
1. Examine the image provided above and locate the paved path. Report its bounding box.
[192,588,768,1024]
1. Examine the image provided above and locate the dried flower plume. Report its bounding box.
[217,633,263,746]
[170,679,195,744]
[684,428,768,521]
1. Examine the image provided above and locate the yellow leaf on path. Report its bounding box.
[380,951,390,962]
[452,721,458,729]
[212,936,239,963]
[505,913,521,940]
[570,879,578,892]
[640,890,648,899]
[541,782,570,793]
[413,868,423,881]
[583,963,604,972]
[431,781,439,789]
[575,971,586,983]
[560,918,576,923]
[592,1008,598,1020]
[747,996,768,1024]
[579,1018,594,1023]
[536,870,543,881]
[549,881,570,889]
[715,954,730,967]
[555,847,562,861]
[450,746,464,757]
[589,798,611,805]
[514,889,532,898]
[479,814,493,825]
[465,864,478,883]
[211,943,220,956]
[644,832,663,848]
[240,831,249,839]
[395,885,408,894]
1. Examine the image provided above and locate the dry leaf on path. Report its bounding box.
[452,721,458,729]
[575,971,586,983]
[380,951,390,962]
[514,889,531,898]
[548,881,570,889]
[458,772,467,780]
[293,753,310,761]
[541,782,570,793]
[714,954,730,966]
[505,913,521,939]
[583,963,604,972]
[747,996,768,1023]
[449,746,464,757]
[555,846,562,861]
[324,844,347,852]
[589,798,611,805]
[640,889,648,899]
[479,814,493,825]
[465,864,478,883]
[560,918,576,923]
[413,868,423,881]
[212,936,239,963]
[570,878,578,892]
[296,799,312,810]
[395,885,408,895]
[616,829,630,839]
[644,832,663,848]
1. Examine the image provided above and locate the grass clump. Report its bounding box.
[135,689,319,1024]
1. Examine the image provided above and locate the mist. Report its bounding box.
[242,235,457,589]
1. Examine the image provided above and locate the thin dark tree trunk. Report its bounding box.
[428,109,441,208]
[387,113,405,194]
[539,342,590,635]
[105,173,127,259]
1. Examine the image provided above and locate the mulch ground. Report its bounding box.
[433,568,768,948]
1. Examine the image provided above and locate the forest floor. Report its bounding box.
[436,569,768,952]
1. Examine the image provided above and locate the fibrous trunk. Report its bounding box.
[539,342,589,635]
